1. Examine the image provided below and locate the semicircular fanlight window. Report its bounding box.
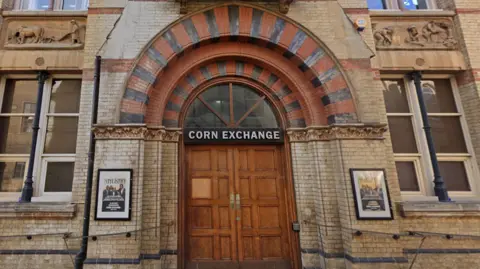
[184,83,279,128]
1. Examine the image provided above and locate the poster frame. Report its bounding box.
[94,168,133,221]
[349,168,394,220]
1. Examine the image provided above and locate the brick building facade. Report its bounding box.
[0,0,479,268]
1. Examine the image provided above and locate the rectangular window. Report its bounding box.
[383,77,477,198]
[383,79,422,193]
[369,0,436,10]
[0,77,81,201]
[402,0,428,10]
[17,0,88,10]
[368,0,387,9]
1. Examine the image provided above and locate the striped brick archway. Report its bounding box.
[120,3,359,127]
[162,60,309,128]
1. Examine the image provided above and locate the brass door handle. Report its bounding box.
[235,194,241,210]
[230,194,235,209]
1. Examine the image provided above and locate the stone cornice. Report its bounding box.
[92,124,387,142]
[287,124,388,142]
[92,125,181,142]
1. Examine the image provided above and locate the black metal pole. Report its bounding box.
[410,71,449,202]
[75,56,101,269]
[20,71,48,203]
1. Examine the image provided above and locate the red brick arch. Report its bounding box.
[120,3,358,127]
[162,60,310,128]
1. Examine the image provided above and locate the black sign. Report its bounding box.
[184,128,284,144]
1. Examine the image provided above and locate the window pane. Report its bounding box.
[403,0,428,10]
[44,117,78,154]
[49,80,81,113]
[239,101,278,128]
[429,116,467,153]
[1,80,37,113]
[63,0,88,10]
[232,84,262,123]
[199,84,230,123]
[395,161,420,191]
[422,80,457,113]
[439,161,470,191]
[0,161,25,192]
[0,117,33,153]
[44,162,74,192]
[185,99,226,128]
[388,116,418,153]
[13,162,26,178]
[21,0,50,10]
[382,80,410,113]
[368,0,386,9]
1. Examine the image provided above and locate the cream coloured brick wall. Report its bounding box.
[98,72,129,124]
[141,141,163,254]
[87,139,145,261]
[159,142,178,252]
[84,14,123,68]
[2,1,480,269]
[99,1,181,60]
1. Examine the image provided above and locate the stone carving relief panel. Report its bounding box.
[2,17,86,49]
[372,18,458,50]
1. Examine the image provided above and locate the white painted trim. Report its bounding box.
[450,77,480,195]
[45,113,80,117]
[393,155,427,194]
[0,113,36,117]
[38,156,75,198]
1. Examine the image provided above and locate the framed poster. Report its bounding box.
[349,169,393,220]
[95,169,133,220]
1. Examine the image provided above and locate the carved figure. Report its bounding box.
[13,26,44,44]
[405,25,424,47]
[279,0,294,14]
[69,20,81,44]
[421,21,457,47]
[50,20,84,44]
[374,27,394,47]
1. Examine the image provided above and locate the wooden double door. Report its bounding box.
[185,145,292,269]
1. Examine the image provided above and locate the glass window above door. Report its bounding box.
[184,83,279,128]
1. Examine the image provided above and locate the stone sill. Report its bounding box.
[2,10,87,17]
[398,201,480,218]
[0,202,76,219]
[369,10,455,17]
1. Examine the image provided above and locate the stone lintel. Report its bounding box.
[0,202,76,219]
[399,201,480,218]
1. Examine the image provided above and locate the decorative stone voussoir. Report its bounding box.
[287,124,388,142]
[92,125,182,142]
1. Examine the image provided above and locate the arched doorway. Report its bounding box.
[181,80,296,269]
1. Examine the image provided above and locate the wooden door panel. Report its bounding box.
[234,146,290,265]
[187,146,237,266]
[191,206,213,229]
[187,145,291,268]
[190,236,214,259]
[257,178,277,193]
